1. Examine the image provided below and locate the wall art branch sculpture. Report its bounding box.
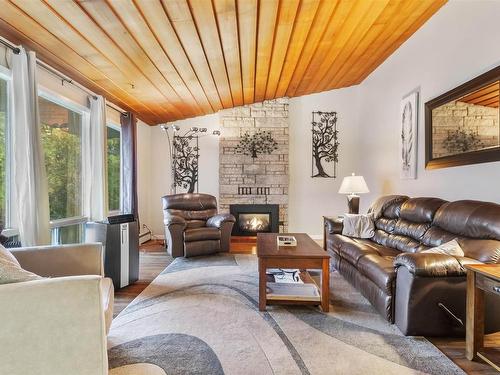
[172,135,199,194]
[311,111,339,178]
[235,130,278,159]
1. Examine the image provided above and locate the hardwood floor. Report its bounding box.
[113,240,172,317]
[114,238,499,374]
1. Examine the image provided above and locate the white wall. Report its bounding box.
[356,0,500,212]
[288,88,361,236]
[136,121,152,234]
[145,113,220,236]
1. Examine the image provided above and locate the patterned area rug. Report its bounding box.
[108,254,464,375]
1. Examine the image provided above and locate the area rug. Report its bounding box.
[107,254,464,375]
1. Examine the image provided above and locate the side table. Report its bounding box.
[465,264,500,371]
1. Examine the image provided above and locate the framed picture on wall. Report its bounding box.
[400,90,419,179]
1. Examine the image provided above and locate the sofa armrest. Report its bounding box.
[394,253,466,277]
[206,213,236,229]
[10,243,104,277]
[324,217,343,235]
[0,276,108,375]
[163,214,186,258]
[207,214,236,253]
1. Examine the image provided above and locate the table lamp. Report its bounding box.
[338,173,369,214]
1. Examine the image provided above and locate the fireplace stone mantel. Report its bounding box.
[219,99,289,232]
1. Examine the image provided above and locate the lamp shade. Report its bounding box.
[338,173,369,194]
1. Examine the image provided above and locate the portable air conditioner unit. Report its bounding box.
[86,216,139,289]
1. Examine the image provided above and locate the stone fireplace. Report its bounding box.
[219,99,289,233]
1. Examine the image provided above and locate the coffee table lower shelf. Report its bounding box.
[259,263,329,312]
[265,271,321,305]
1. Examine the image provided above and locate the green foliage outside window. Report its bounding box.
[107,126,120,212]
[39,97,82,221]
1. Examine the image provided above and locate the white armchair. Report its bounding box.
[0,243,113,375]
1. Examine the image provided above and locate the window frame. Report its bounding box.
[38,86,90,243]
[0,64,16,237]
[106,122,121,215]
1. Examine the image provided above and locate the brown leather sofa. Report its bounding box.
[325,195,500,336]
[162,193,236,258]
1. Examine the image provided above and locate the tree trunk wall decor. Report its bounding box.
[172,135,199,194]
[311,111,339,178]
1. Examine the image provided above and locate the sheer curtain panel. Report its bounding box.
[11,47,50,246]
[84,95,108,221]
[120,112,138,222]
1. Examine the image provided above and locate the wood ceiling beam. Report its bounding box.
[237,0,258,105]
[189,0,233,108]
[275,0,321,99]
[162,0,223,112]
[131,0,212,117]
[213,0,244,107]
[0,17,157,125]
[264,0,300,100]
[297,0,381,96]
[10,0,162,118]
[346,0,447,87]
[254,0,279,103]
[43,0,182,119]
[323,0,401,91]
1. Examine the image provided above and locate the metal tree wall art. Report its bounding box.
[160,125,221,194]
[311,111,339,178]
[236,130,278,158]
[173,135,199,193]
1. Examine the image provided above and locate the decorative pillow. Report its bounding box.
[421,239,465,257]
[0,246,42,285]
[0,243,20,266]
[342,213,375,239]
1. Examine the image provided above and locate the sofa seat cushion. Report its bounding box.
[357,254,396,293]
[184,227,221,242]
[331,236,377,265]
[355,239,401,258]
[100,277,114,334]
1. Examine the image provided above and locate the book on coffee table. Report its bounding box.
[266,282,320,302]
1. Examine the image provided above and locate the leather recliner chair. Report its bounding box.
[162,193,236,258]
[325,195,500,336]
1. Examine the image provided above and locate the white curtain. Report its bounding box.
[83,95,108,221]
[11,47,51,246]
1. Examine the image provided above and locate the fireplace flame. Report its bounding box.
[249,216,263,230]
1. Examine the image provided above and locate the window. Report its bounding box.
[107,125,121,212]
[39,92,88,244]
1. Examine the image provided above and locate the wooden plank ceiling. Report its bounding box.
[0,0,447,125]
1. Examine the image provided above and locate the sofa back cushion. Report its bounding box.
[368,195,408,248]
[371,197,447,253]
[0,246,42,285]
[162,193,218,221]
[423,200,500,263]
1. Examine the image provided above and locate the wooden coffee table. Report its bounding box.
[257,233,330,312]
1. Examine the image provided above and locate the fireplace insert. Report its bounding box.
[229,204,279,236]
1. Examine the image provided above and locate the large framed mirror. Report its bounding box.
[425,65,500,169]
